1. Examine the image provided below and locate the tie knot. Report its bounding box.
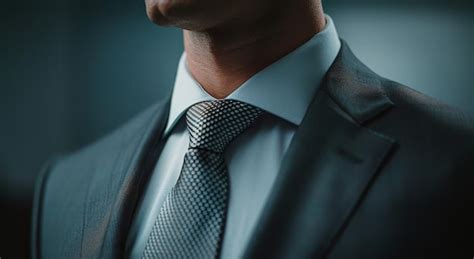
[186,100,262,153]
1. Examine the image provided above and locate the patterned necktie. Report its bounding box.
[142,100,262,259]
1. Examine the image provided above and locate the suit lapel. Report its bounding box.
[244,41,396,259]
[78,97,171,259]
[101,98,171,259]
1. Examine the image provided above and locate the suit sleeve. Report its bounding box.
[30,156,61,259]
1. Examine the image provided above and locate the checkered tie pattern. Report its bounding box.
[142,100,262,259]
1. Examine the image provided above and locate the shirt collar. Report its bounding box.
[165,15,341,134]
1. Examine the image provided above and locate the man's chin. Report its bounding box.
[147,8,219,32]
[146,5,170,26]
[145,1,196,29]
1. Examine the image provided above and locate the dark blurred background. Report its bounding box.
[0,0,472,257]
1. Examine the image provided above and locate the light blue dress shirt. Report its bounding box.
[127,15,341,259]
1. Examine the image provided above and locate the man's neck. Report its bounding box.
[183,2,326,99]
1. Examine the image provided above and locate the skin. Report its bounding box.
[145,0,325,99]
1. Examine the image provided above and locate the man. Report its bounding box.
[31,0,473,258]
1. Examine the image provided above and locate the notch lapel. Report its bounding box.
[78,97,171,259]
[244,41,396,259]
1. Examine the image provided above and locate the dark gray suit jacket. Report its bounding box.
[31,42,474,259]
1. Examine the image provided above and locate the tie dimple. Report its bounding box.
[142,100,262,259]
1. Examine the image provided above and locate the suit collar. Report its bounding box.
[322,40,393,125]
[244,41,396,258]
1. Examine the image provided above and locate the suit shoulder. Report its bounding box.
[32,99,169,257]
[47,99,169,178]
[382,78,473,134]
[377,78,474,158]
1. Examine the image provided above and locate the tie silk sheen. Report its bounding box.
[142,100,262,259]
